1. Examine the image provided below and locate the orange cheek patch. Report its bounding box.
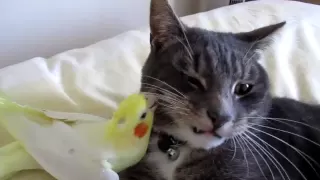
[134,122,149,138]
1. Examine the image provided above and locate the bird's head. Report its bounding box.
[105,94,154,141]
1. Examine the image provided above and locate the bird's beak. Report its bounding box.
[134,122,149,138]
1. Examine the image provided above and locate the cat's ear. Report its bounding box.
[235,22,285,46]
[149,0,185,49]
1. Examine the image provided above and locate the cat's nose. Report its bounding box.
[214,116,230,130]
[206,110,217,123]
[206,110,231,130]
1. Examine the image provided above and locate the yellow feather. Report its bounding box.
[103,94,153,172]
[0,93,154,178]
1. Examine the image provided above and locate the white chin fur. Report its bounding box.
[162,120,248,150]
[216,121,235,138]
[172,125,226,150]
[170,121,245,150]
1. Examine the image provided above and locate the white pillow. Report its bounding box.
[1,1,320,179]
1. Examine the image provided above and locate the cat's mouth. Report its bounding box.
[192,126,221,138]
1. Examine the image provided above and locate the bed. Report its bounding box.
[1,1,320,179]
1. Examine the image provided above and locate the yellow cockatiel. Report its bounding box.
[0,93,153,180]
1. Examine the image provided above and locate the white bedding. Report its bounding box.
[1,1,320,179]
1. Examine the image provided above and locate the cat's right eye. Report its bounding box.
[233,83,253,97]
[187,76,205,91]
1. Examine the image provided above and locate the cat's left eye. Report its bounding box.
[234,83,253,96]
[187,76,205,91]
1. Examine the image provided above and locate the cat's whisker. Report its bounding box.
[241,38,262,65]
[142,86,181,101]
[244,132,286,180]
[234,136,249,177]
[174,36,194,62]
[246,116,320,174]
[144,96,191,113]
[224,139,234,151]
[142,92,188,111]
[255,114,299,130]
[245,116,320,133]
[239,134,268,180]
[243,50,257,68]
[247,123,320,151]
[248,124,320,178]
[166,107,192,117]
[167,4,194,56]
[158,97,187,108]
[162,98,188,108]
[142,83,186,103]
[148,96,193,116]
[159,100,190,111]
[157,102,189,112]
[242,132,274,180]
[142,90,186,108]
[241,44,253,63]
[142,91,175,100]
[165,108,190,117]
[142,75,187,98]
[246,130,307,180]
[142,91,180,103]
[167,110,189,117]
[244,133,289,180]
[231,138,237,161]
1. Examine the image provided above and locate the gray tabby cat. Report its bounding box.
[119,0,320,179]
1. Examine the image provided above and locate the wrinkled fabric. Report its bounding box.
[0,1,320,179]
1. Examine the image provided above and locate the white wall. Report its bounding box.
[0,0,149,67]
[0,0,227,68]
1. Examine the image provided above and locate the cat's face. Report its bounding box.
[141,0,284,150]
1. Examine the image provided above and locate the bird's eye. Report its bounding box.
[117,118,126,128]
[234,83,253,96]
[140,111,147,120]
[118,118,125,125]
